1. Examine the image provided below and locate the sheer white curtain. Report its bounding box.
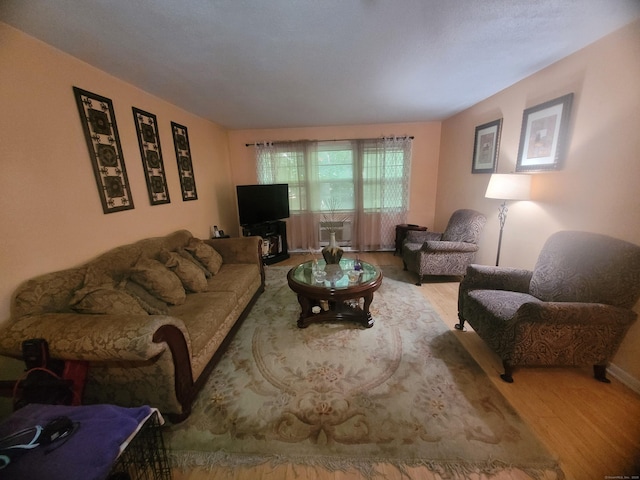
[255,137,412,252]
[255,141,319,251]
[353,137,412,251]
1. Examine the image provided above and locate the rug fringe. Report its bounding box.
[169,450,564,479]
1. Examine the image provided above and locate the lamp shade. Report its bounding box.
[485,174,531,200]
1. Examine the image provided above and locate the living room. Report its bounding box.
[1,3,639,478]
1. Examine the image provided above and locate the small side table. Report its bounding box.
[395,224,428,255]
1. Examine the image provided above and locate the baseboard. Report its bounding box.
[608,363,640,395]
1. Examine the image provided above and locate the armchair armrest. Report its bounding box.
[421,240,478,253]
[405,230,442,243]
[516,301,638,327]
[0,313,191,363]
[461,264,533,293]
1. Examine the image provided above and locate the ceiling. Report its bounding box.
[2,1,639,130]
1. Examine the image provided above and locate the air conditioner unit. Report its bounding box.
[319,221,352,247]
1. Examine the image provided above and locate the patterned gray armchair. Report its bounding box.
[457,231,640,383]
[402,209,486,285]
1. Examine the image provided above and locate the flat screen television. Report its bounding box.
[236,183,290,226]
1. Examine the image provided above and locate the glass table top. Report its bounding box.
[289,258,379,289]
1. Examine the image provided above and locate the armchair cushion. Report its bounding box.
[530,231,640,308]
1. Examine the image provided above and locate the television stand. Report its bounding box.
[242,220,289,265]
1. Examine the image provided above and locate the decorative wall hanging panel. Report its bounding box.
[73,87,134,213]
[171,122,198,201]
[132,107,171,205]
[516,93,574,172]
[471,118,502,174]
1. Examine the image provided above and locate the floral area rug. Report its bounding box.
[165,266,563,479]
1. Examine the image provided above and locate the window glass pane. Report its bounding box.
[316,143,354,211]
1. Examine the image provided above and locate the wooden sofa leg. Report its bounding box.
[500,361,514,383]
[593,365,611,383]
[454,314,465,331]
[415,274,422,286]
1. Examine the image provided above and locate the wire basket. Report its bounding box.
[107,410,171,480]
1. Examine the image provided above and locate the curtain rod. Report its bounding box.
[245,136,414,147]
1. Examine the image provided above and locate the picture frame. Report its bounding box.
[132,107,171,205]
[471,118,502,174]
[73,86,134,214]
[516,93,574,172]
[171,122,198,201]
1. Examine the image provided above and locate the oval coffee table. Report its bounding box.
[287,259,383,328]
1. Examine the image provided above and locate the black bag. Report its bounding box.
[13,339,73,410]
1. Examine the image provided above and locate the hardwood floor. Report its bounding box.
[174,252,640,480]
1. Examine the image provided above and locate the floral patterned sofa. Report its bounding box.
[0,230,264,421]
[457,230,640,383]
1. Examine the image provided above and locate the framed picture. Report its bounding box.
[73,87,134,214]
[472,118,502,174]
[171,122,198,201]
[132,107,171,205]
[516,93,574,172]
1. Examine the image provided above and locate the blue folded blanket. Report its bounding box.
[0,403,155,480]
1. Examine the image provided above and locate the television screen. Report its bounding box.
[236,184,290,226]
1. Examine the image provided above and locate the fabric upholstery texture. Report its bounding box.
[176,247,213,278]
[70,285,149,315]
[402,209,486,283]
[159,249,209,293]
[458,231,640,379]
[0,230,264,418]
[186,238,223,275]
[129,256,187,305]
[123,280,169,315]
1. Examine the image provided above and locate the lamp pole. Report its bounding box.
[495,201,508,266]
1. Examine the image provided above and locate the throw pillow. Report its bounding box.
[158,250,208,293]
[70,286,148,315]
[129,257,186,305]
[185,238,223,275]
[123,280,169,315]
[176,247,212,278]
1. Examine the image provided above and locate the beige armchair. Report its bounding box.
[402,209,486,285]
[457,231,640,383]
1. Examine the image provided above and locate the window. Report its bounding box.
[255,137,412,250]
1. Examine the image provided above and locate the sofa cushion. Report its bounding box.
[123,280,169,315]
[129,257,186,305]
[158,250,208,293]
[167,290,237,357]
[70,286,148,315]
[206,264,260,298]
[185,238,223,275]
[176,247,212,278]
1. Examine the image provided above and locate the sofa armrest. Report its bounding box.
[204,236,262,265]
[461,264,533,293]
[0,313,191,363]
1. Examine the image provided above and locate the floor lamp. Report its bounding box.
[485,174,531,266]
